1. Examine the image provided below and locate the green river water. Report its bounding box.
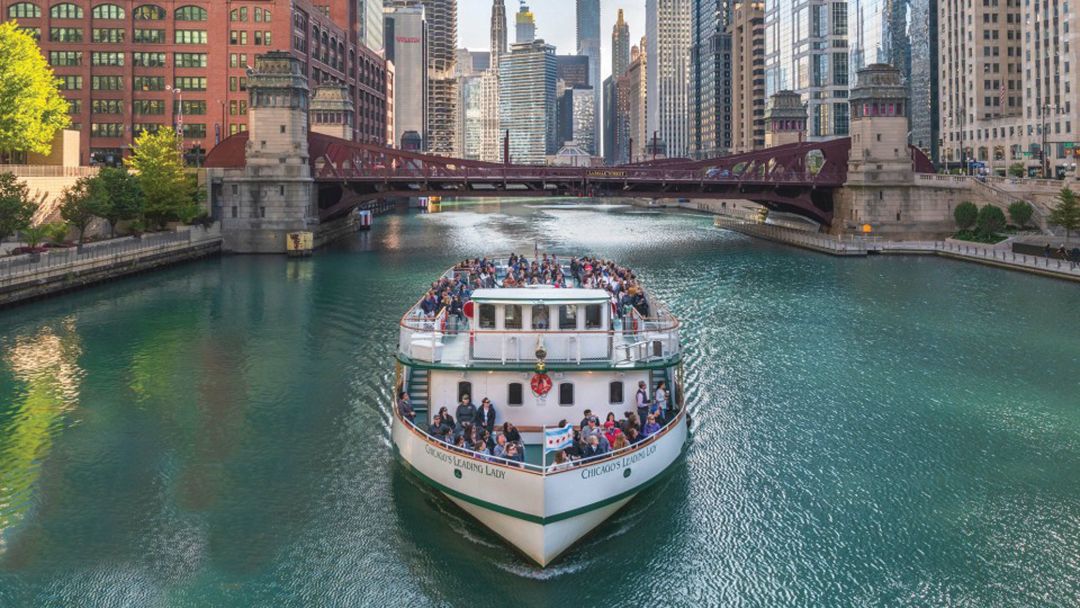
[0,201,1077,607]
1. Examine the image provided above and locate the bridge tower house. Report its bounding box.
[763,91,807,148]
[221,51,317,253]
[310,86,355,141]
[833,63,941,237]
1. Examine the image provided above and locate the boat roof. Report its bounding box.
[470,287,611,303]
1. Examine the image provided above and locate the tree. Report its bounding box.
[0,172,36,242]
[44,221,68,244]
[59,177,97,245]
[1007,200,1034,228]
[976,205,1006,237]
[953,201,979,231]
[20,223,48,249]
[126,129,198,229]
[90,167,143,237]
[0,22,70,157]
[1008,162,1026,178]
[1048,186,1080,240]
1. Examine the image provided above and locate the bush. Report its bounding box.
[1008,162,1026,178]
[954,201,978,230]
[976,205,1007,237]
[1007,200,1034,228]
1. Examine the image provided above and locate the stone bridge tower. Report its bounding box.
[833,63,945,237]
[763,91,807,148]
[221,51,317,252]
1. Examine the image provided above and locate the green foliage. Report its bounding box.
[44,221,68,244]
[59,177,97,243]
[126,129,198,229]
[1008,162,1026,178]
[1048,186,1080,240]
[953,201,979,231]
[20,223,48,248]
[0,172,36,242]
[0,22,70,156]
[952,230,1008,245]
[976,205,1007,237]
[1007,200,1034,228]
[91,167,143,236]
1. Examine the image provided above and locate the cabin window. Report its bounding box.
[609,381,624,404]
[531,304,549,329]
[457,381,472,402]
[585,304,603,329]
[504,304,522,329]
[558,305,578,330]
[478,304,495,329]
[507,382,523,406]
[558,383,574,406]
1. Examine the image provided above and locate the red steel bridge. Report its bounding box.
[206,132,935,226]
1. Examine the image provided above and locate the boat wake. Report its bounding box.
[492,558,594,580]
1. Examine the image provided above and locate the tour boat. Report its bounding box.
[390,257,688,567]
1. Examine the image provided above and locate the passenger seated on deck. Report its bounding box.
[551,450,571,471]
[473,441,490,457]
[492,433,508,459]
[626,427,642,445]
[580,409,599,430]
[612,433,629,451]
[642,414,661,438]
[581,418,603,443]
[437,406,456,431]
[501,422,522,444]
[603,420,622,447]
[581,435,608,458]
[505,443,523,466]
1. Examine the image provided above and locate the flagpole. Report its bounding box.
[541,424,546,471]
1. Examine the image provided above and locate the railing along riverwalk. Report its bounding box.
[0,226,222,289]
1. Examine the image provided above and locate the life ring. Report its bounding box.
[530,373,553,396]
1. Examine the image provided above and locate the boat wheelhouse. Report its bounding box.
[391,258,688,566]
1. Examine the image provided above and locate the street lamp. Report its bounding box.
[166,85,184,141]
[1040,103,1062,179]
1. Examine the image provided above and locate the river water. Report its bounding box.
[0,201,1077,607]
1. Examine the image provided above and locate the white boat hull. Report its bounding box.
[392,411,688,566]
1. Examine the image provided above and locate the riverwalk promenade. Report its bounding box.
[0,225,223,307]
[713,216,1080,283]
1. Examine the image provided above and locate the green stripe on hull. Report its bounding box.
[391,441,687,525]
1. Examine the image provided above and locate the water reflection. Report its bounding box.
[0,320,83,549]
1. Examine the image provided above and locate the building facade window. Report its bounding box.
[174,5,208,21]
[175,30,207,45]
[49,3,82,19]
[133,4,165,20]
[91,4,125,19]
[133,52,166,67]
[50,27,82,43]
[92,28,125,43]
[8,2,41,19]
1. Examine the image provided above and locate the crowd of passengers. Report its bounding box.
[416,254,651,323]
[397,380,671,470]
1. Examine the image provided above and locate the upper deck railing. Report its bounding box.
[397,261,681,368]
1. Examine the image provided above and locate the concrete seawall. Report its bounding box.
[1,228,223,308]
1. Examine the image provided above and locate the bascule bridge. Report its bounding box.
[207,55,974,253]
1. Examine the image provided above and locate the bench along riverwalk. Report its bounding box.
[713,216,1080,283]
[0,225,223,307]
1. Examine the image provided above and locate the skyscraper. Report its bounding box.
[491,0,507,70]
[384,2,428,148]
[420,0,458,154]
[690,0,731,158]
[500,39,558,164]
[576,0,602,154]
[515,2,536,44]
[728,1,765,152]
[359,0,386,53]
[850,0,938,159]
[612,9,631,78]
[646,0,692,157]
[764,0,849,139]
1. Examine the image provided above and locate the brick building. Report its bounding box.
[2,0,390,165]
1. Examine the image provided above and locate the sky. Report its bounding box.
[457,0,646,81]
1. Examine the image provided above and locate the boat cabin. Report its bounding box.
[469,288,613,362]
